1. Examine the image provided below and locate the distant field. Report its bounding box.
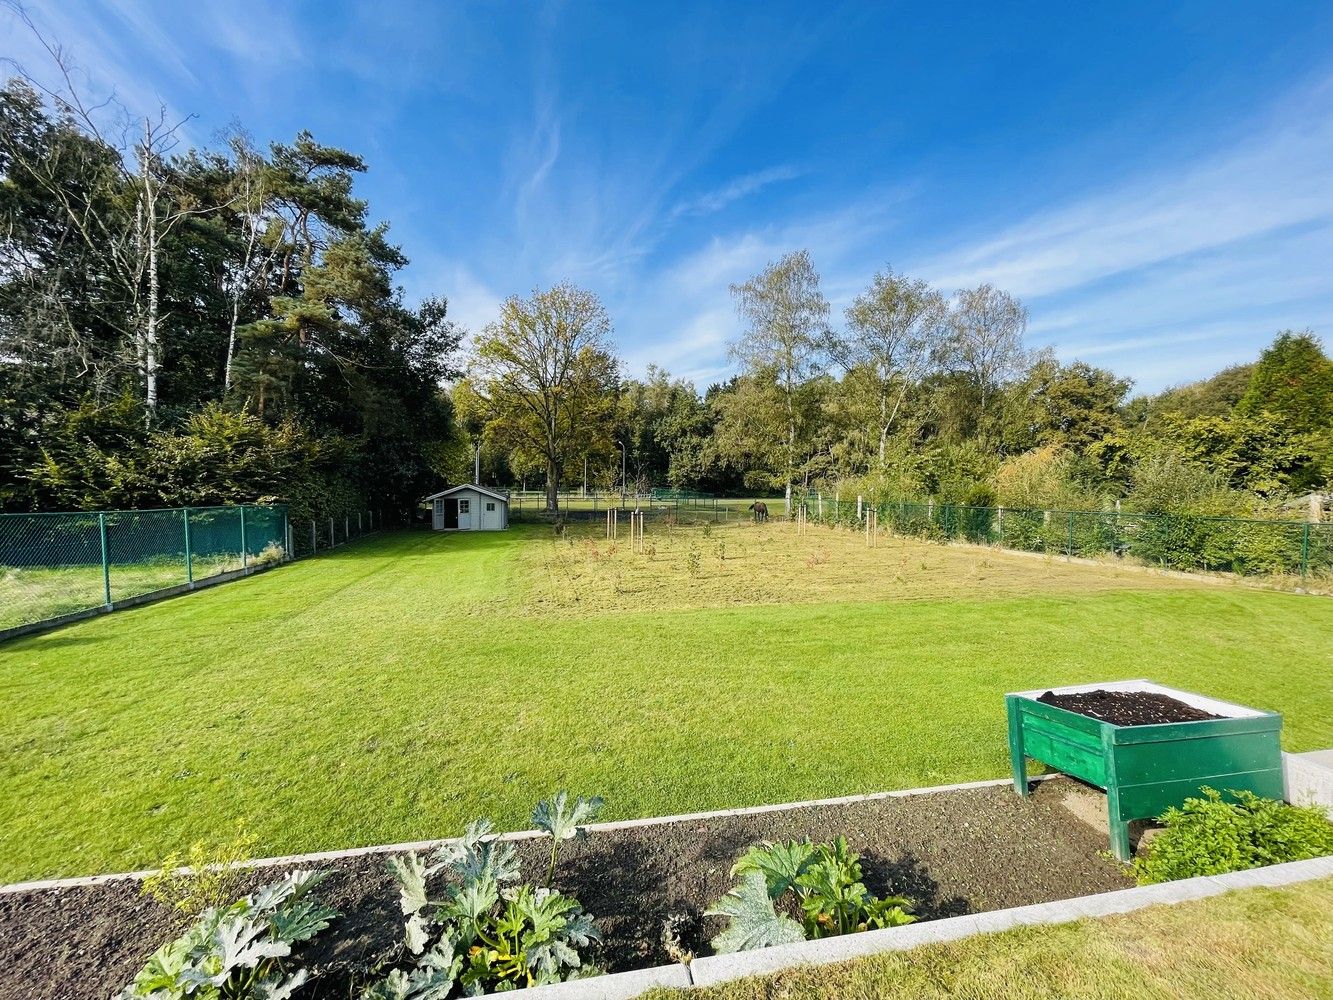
[518,516,1202,615]
[1,521,1330,883]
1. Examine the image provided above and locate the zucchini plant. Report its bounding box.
[708,836,915,953]
[361,793,603,998]
[117,869,338,1000]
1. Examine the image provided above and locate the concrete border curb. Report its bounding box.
[0,775,1057,895]
[1284,750,1333,816]
[684,855,1333,990]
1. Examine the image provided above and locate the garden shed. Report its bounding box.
[424,484,509,531]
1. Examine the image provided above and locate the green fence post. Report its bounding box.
[183,507,193,586]
[1067,511,1074,557]
[98,511,112,608]
[240,505,248,570]
[1301,522,1311,582]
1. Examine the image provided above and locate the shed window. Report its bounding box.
[458,499,470,513]
[486,502,496,511]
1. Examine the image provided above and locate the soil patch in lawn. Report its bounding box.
[0,779,1131,1000]
[1037,688,1222,726]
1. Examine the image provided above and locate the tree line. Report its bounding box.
[0,68,458,519]
[3,46,1329,524]
[454,251,1332,520]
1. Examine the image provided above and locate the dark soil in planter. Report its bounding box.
[0,778,1131,1000]
[1037,688,1222,726]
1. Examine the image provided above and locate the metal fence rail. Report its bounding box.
[508,491,731,516]
[805,496,1332,582]
[287,509,383,557]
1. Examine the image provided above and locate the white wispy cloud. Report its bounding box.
[670,165,804,219]
[915,78,1333,301]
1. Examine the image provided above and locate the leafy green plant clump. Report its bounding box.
[1134,788,1333,885]
[707,837,915,953]
[141,825,259,917]
[362,793,604,998]
[118,869,338,1000]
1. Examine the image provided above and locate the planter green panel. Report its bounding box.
[1006,684,1284,860]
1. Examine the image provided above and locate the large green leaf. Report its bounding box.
[706,872,806,953]
[731,839,818,899]
[388,853,435,916]
[270,897,338,944]
[531,792,605,842]
[444,871,500,925]
[433,818,519,885]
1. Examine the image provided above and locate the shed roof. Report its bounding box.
[422,484,510,503]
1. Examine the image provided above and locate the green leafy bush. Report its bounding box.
[708,837,915,953]
[1134,788,1333,884]
[362,795,602,998]
[118,869,338,1000]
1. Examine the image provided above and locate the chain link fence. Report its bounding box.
[0,504,293,635]
[802,496,1332,583]
[0,503,390,637]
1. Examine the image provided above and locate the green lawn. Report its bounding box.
[1,524,1331,883]
[645,879,1333,1000]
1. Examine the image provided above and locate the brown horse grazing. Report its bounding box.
[748,501,769,522]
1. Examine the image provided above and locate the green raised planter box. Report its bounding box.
[1006,679,1284,860]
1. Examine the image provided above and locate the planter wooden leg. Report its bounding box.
[1006,696,1029,795]
[1107,787,1132,861]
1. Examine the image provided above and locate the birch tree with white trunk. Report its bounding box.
[833,267,949,468]
[729,250,829,512]
[3,1,207,419]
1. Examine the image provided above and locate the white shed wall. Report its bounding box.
[429,487,508,531]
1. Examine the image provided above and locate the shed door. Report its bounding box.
[457,497,472,530]
[432,499,445,530]
[482,500,498,529]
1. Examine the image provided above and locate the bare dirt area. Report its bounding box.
[0,778,1129,1000]
[517,519,1200,616]
[1038,688,1223,726]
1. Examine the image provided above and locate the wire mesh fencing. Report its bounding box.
[0,504,288,635]
[805,497,1332,583]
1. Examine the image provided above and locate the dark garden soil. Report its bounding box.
[0,778,1132,1000]
[1037,688,1222,726]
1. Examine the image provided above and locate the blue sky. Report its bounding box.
[6,1,1333,393]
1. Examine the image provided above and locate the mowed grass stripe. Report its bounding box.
[1,529,1330,882]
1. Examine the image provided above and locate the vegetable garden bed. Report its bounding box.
[0,779,1130,1000]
